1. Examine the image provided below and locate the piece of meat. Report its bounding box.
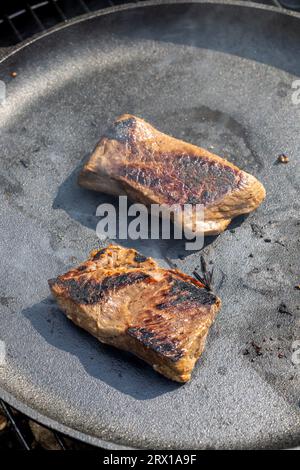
[78,114,266,235]
[49,244,221,382]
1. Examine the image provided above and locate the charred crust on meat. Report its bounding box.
[156,278,217,310]
[54,271,149,304]
[134,252,148,263]
[92,248,107,260]
[118,165,161,190]
[127,327,184,361]
[76,264,88,272]
[117,155,243,207]
[103,117,136,144]
[102,272,149,291]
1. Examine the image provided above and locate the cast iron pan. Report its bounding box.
[0,0,299,449]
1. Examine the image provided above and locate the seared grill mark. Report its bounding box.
[55,271,149,304]
[117,153,242,207]
[102,272,149,291]
[156,278,217,310]
[127,327,184,362]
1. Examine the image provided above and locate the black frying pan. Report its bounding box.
[0,0,299,449]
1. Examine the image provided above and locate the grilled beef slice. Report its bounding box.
[49,244,221,382]
[78,114,266,235]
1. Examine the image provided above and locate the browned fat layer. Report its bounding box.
[127,326,184,362]
[156,278,217,310]
[116,156,242,207]
[53,271,150,304]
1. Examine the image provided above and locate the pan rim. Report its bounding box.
[2,0,300,65]
[0,0,299,450]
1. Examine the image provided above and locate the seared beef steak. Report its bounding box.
[49,245,221,382]
[79,115,266,235]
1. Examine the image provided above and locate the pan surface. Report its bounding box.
[0,0,299,449]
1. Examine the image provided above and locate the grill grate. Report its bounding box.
[0,400,31,450]
[0,399,67,450]
[0,0,289,47]
[0,0,137,46]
